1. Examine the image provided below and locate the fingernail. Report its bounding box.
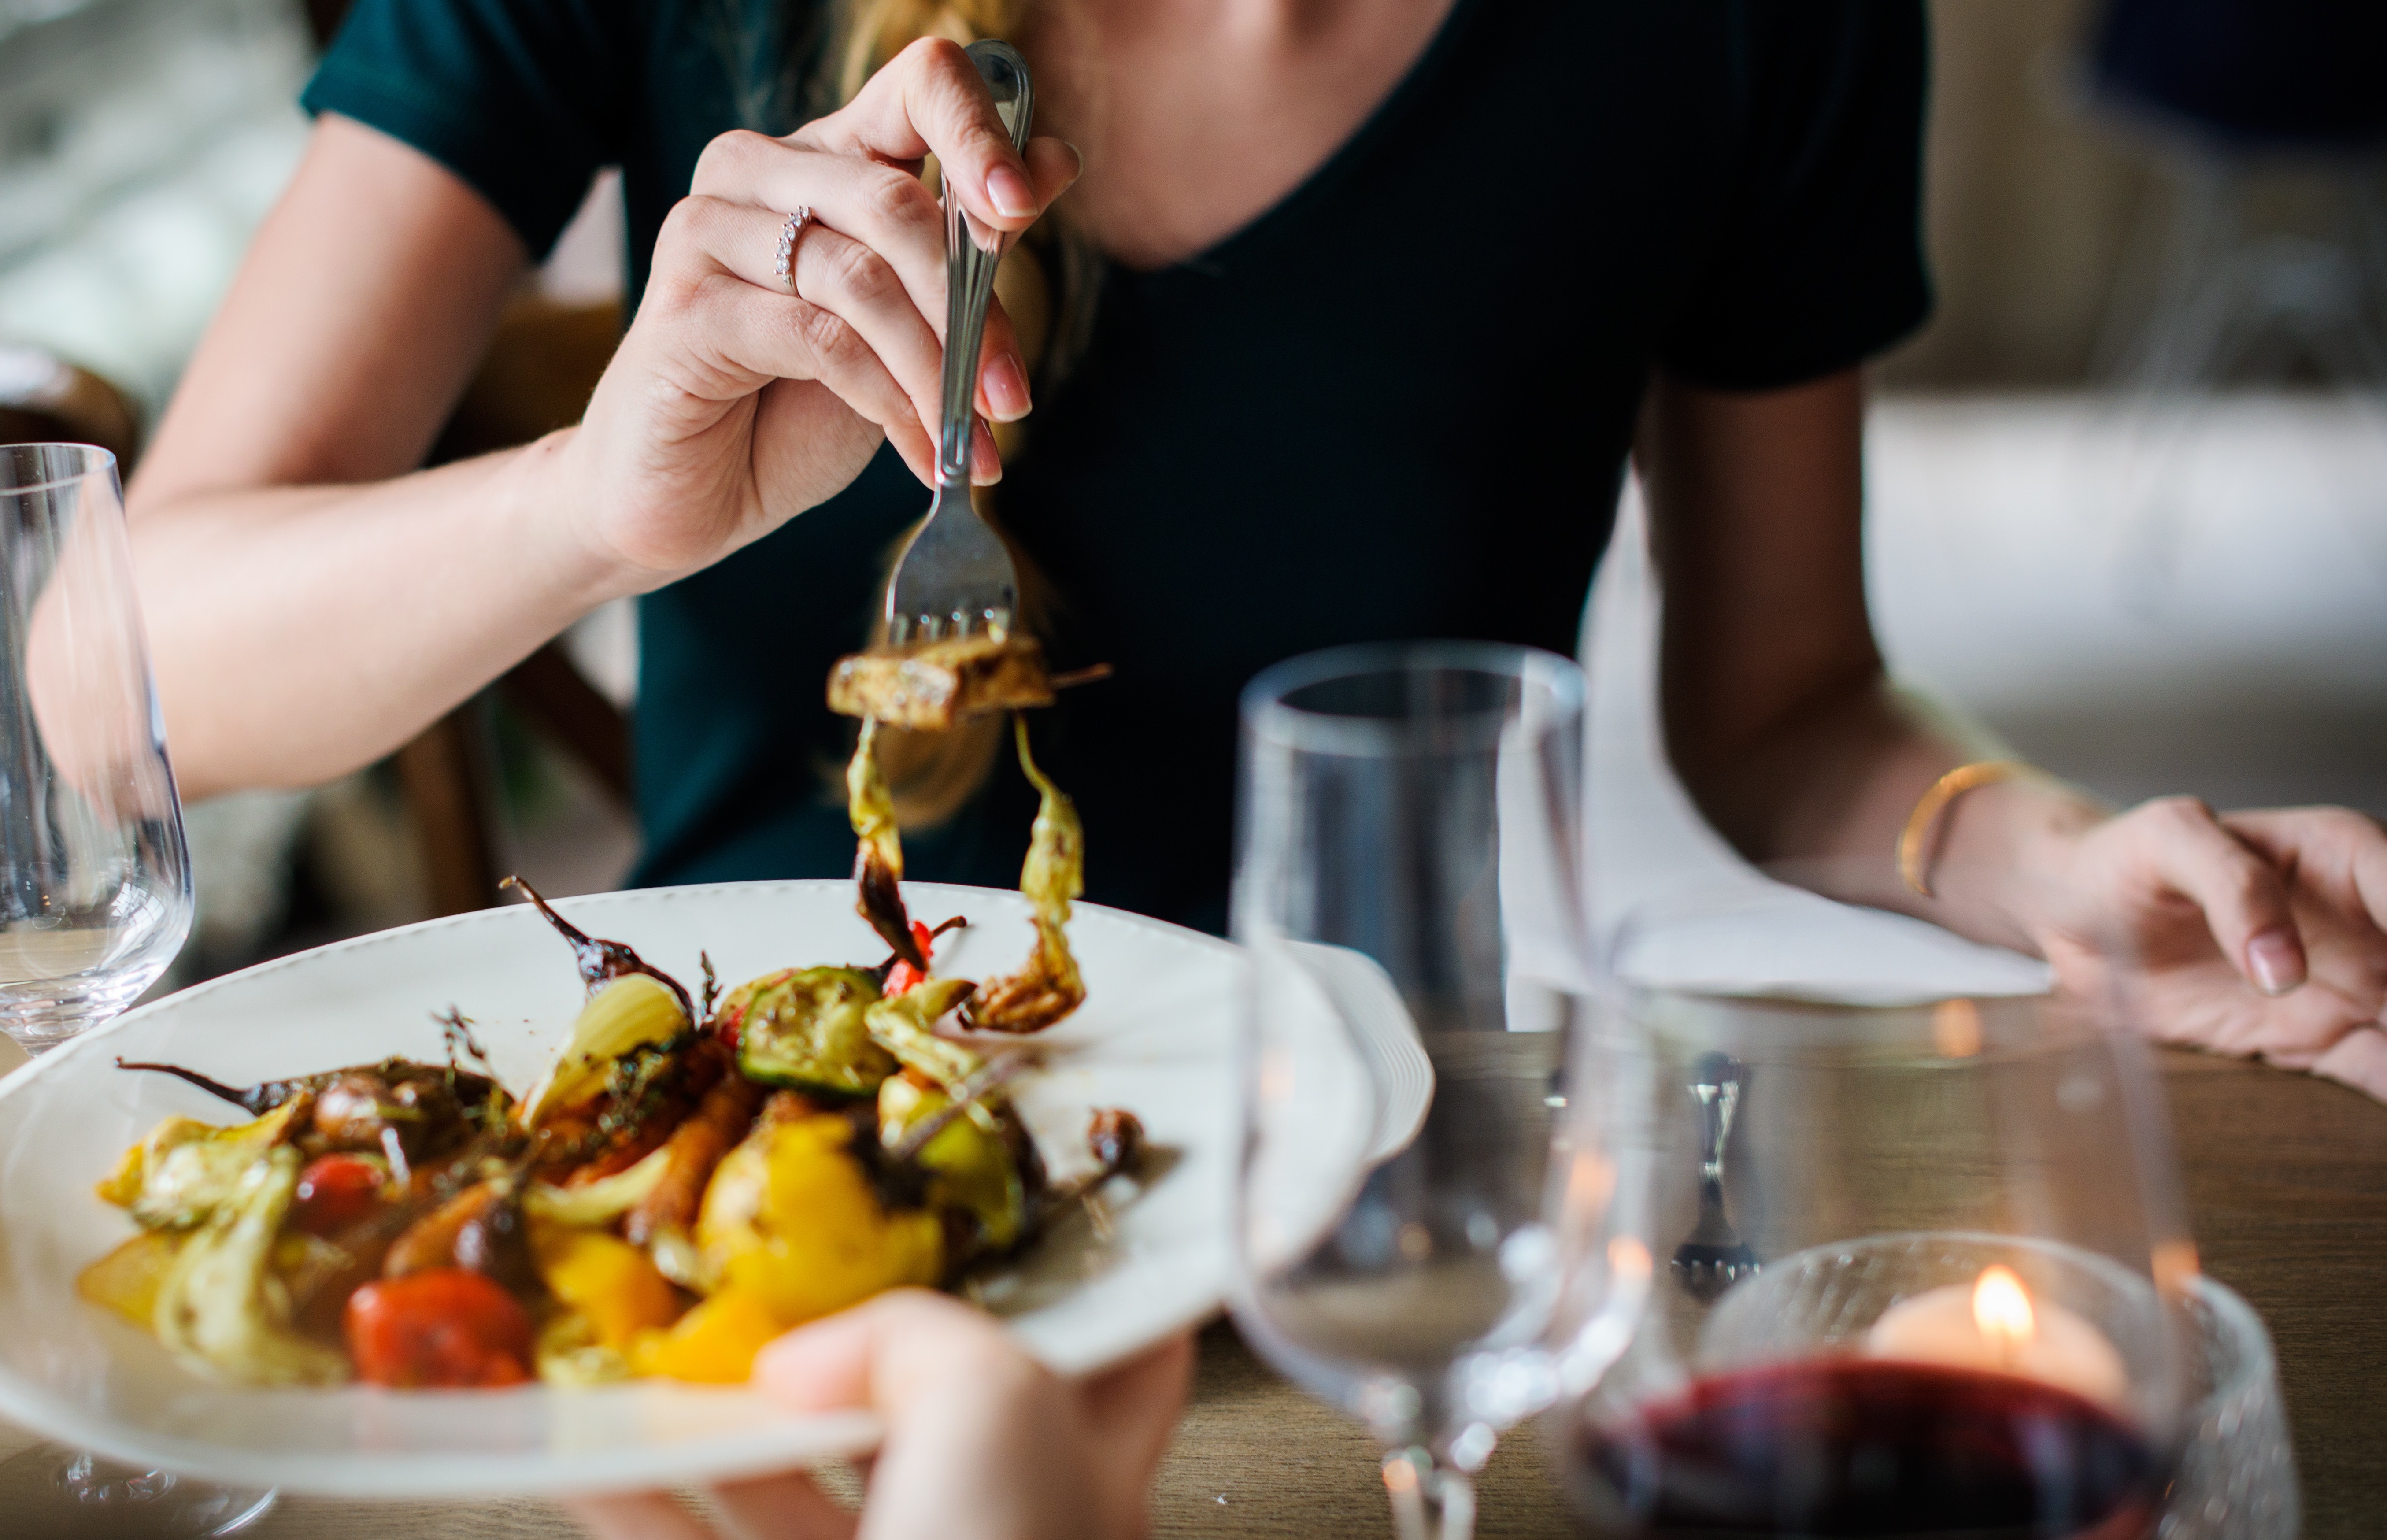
[981,352,1031,421]
[2247,930,2305,996]
[970,416,1003,484]
[986,164,1037,219]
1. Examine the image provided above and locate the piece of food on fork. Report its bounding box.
[826,634,1054,732]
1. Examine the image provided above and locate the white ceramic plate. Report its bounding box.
[0,881,1243,1498]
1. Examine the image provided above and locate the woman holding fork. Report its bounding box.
[128,0,2387,1118]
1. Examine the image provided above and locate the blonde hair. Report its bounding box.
[827,0,1026,103]
[816,0,1092,832]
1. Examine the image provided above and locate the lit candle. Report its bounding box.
[1863,1264,2130,1411]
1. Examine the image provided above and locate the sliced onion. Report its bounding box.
[523,1145,673,1227]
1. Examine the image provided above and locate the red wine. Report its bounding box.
[1567,1359,2163,1538]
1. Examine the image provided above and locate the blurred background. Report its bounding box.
[0,0,2380,991]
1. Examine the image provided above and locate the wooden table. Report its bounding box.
[4,1050,2380,1538]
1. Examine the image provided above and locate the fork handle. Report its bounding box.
[1688,1050,1743,1187]
[938,41,1036,490]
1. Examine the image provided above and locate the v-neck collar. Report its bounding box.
[1132,0,1489,279]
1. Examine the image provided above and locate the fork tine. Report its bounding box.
[879,41,1030,655]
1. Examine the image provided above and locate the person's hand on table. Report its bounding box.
[565,1290,1193,1540]
[2028,800,2387,1098]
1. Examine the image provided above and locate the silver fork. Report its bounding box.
[884,39,1033,648]
[1671,1050,1761,1302]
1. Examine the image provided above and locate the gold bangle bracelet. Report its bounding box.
[1897,760,2032,899]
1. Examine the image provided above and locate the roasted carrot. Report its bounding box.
[625,1070,765,1247]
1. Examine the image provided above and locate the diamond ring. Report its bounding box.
[774,206,812,292]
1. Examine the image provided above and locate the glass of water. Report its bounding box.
[0,443,189,1054]
[1229,641,1643,1540]
[0,446,267,1537]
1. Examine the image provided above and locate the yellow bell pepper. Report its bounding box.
[697,1114,942,1333]
[629,1287,784,1384]
[530,1224,681,1354]
[76,1229,187,1329]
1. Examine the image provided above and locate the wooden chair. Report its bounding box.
[407,295,631,915]
[0,346,141,467]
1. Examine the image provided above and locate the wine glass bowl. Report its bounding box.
[0,443,190,1054]
[1562,877,2194,1540]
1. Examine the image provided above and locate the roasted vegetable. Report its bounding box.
[1087,1108,1146,1177]
[729,967,896,1096]
[456,1188,537,1295]
[115,1059,507,1163]
[848,718,927,970]
[100,1104,302,1231]
[827,633,1055,732]
[629,1286,782,1384]
[879,1073,1025,1256]
[383,1178,505,1279]
[965,719,1087,1033]
[535,1310,629,1387]
[863,978,997,1134]
[625,1069,766,1249]
[77,1229,188,1329]
[502,877,694,1018]
[522,1145,671,1227]
[289,1153,389,1237]
[540,1034,730,1188]
[153,1146,351,1385]
[531,1223,679,1355]
[883,916,965,996]
[309,1068,485,1168]
[270,1230,356,1319]
[344,1267,533,1388]
[696,1112,941,1338]
[110,1062,328,1120]
[518,974,692,1130]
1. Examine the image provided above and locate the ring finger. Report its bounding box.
[679,199,994,479]
[689,139,1037,421]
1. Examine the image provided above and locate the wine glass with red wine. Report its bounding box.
[1561,869,2195,1540]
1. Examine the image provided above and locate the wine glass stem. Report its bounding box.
[1381,1447,1475,1540]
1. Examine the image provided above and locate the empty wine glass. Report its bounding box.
[1562,867,2195,1540]
[0,445,267,1535]
[1229,641,1644,1540]
[0,444,190,1054]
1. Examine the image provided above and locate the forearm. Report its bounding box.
[130,430,623,799]
[1643,367,2109,956]
[1670,674,2107,954]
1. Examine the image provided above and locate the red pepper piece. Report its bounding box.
[885,920,940,995]
[289,1153,385,1237]
[344,1268,534,1388]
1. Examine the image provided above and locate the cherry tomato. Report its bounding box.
[344,1268,533,1388]
[885,921,940,995]
[290,1154,385,1236]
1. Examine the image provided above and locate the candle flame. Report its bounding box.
[1972,1265,2036,1351]
[1932,998,1983,1058]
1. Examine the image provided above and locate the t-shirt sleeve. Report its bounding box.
[1658,1,1932,391]
[301,0,625,260]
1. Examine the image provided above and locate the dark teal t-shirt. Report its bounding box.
[305,0,1931,934]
